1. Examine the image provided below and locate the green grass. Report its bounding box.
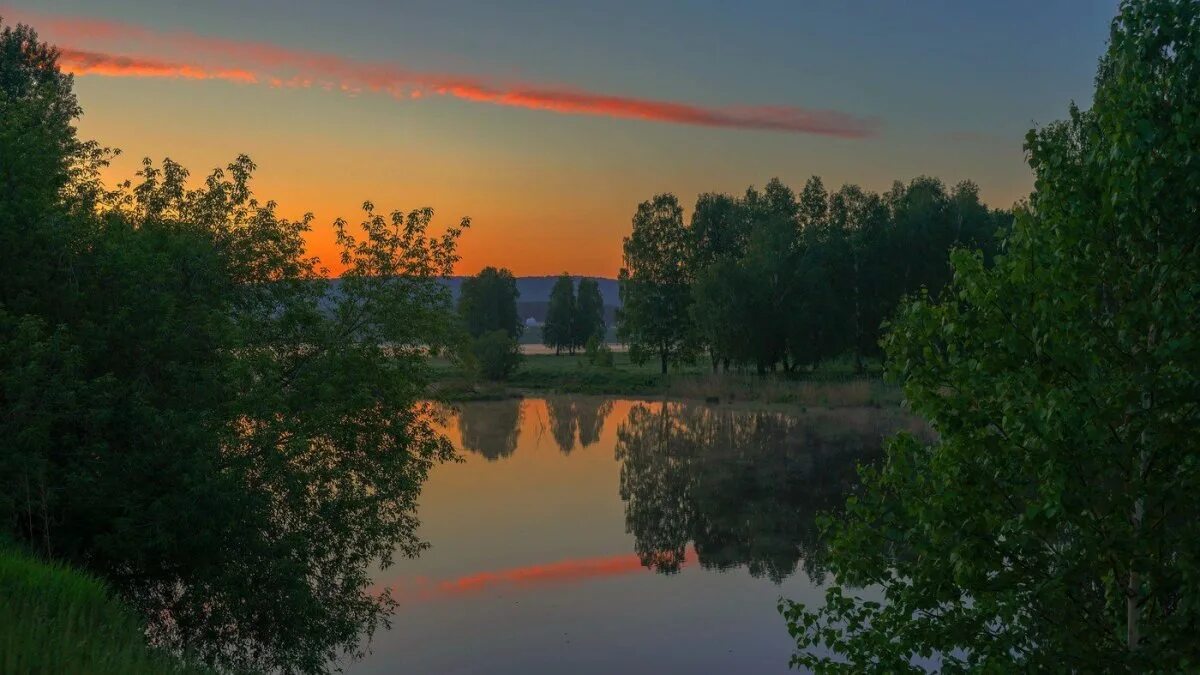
[0,542,213,675]
[432,351,901,406]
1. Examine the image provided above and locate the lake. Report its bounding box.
[346,397,926,674]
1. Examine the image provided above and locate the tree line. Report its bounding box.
[618,176,1012,374]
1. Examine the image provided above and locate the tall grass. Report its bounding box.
[0,542,212,675]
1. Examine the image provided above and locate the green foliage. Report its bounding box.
[543,272,577,354]
[0,20,467,673]
[618,193,695,374]
[458,266,522,339]
[472,328,523,380]
[1,542,212,674]
[585,334,615,368]
[0,20,79,249]
[680,170,1007,377]
[782,1,1200,670]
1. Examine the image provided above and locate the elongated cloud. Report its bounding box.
[7,7,879,138]
[385,548,700,602]
[59,48,258,84]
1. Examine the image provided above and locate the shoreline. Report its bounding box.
[431,353,901,407]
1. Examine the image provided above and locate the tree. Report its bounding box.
[1,21,469,672]
[618,193,694,374]
[737,180,799,373]
[691,257,750,372]
[782,1,1200,669]
[688,192,747,371]
[689,192,746,270]
[789,176,854,371]
[457,266,521,339]
[573,277,606,350]
[830,184,892,370]
[543,272,576,354]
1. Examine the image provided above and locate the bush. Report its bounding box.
[473,329,522,380]
[585,335,615,368]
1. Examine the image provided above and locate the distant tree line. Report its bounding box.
[618,176,1012,374]
[543,273,606,355]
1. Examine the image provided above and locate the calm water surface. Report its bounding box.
[347,397,925,674]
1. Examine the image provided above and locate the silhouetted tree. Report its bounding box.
[688,192,748,371]
[542,273,576,354]
[458,266,521,339]
[618,194,695,374]
[573,277,606,349]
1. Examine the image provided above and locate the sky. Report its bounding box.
[4,1,1117,276]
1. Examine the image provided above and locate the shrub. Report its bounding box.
[585,335,615,368]
[473,329,522,380]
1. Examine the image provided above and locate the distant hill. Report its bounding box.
[323,276,621,325]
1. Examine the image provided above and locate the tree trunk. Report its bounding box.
[660,350,668,375]
[1128,319,1157,652]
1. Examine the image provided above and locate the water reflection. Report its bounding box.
[356,397,927,674]
[546,396,615,453]
[616,402,927,583]
[456,399,522,460]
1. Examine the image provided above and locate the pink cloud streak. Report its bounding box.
[6,7,880,138]
[58,48,258,84]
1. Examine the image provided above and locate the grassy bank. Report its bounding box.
[0,543,211,675]
[433,352,901,406]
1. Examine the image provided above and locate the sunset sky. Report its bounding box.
[5,1,1115,276]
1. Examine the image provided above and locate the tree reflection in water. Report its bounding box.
[546,397,615,453]
[457,399,523,460]
[616,402,927,583]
